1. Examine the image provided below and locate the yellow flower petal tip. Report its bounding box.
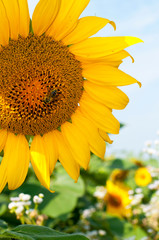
[125,36,144,47]
[0,0,142,192]
[110,21,116,31]
[47,188,55,193]
[137,81,142,88]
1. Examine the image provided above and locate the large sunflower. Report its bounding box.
[0,0,142,192]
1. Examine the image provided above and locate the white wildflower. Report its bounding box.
[10,197,20,202]
[130,194,143,206]
[151,172,158,177]
[148,183,157,190]
[154,180,159,185]
[147,148,156,155]
[151,196,158,203]
[131,199,141,206]
[98,229,106,236]
[23,201,32,206]
[135,193,144,199]
[135,188,142,194]
[93,186,107,199]
[33,195,43,204]
[16,201,25,207]
[141,205,151,213]
[82,208,95,218]
[39,193,44,198]
[128,190,134,195]
[15,205,24,215]
[19,193,31,201]
[8,202,17,210]
[95,202,103,209]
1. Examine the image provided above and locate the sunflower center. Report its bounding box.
[0,34,83,135]
[140,174,146,179]
[107,194,122,207]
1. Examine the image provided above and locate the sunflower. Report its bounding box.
[135,167,152,187]
[110,169,129,183]
[0,0,142,192]
[104,181,131,217]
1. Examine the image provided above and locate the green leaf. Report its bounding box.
[42,170,85,218]
[0,225,89,240]
[0,194,9,217]
[106,215,147,239]
[13,168,85,218]
[0,219,8,229]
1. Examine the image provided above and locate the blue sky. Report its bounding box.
[28,0,159,155]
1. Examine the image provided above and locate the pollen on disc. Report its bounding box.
[0,34,83,135]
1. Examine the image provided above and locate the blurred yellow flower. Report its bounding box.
[110,169,128,182]
[104,180,131,217]
[135,167,152,187]
[131,158,144,167]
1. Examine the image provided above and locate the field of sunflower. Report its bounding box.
[0,0,157,239]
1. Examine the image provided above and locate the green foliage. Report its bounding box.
[106,215,147,239]
[0,154,156,239]
[0,194,9,217]
[12,168,84,219]
[0,219,8,229]
[0,225,88,240]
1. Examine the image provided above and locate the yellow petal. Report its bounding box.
[0,0,9,46]
[61,122,90,170]
[70,36,143,58]
[2,0,20,40]
[46,0,90,40]
[82,64,141,87]
[0,156,7,193]
[53,130,80,181]
[0,129,7,152]
[43,131,58,175]
[32,0,60,36]
[71,110,106,159]
[101,50,134,63]
[98,129,113,144]
[77,50,134,64]
[79,92,120,134]
[30,135,51,191]
[18,0,30,37]
[82,60,122,68]
[62,16,115,45]
[4,133,30,190]
[84,81,129,110]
